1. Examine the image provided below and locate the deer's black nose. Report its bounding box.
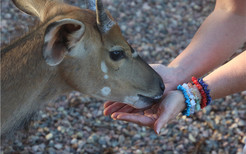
[160,80,165,92]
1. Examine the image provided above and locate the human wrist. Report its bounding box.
[177,76,212,116]
[167,65,191,84]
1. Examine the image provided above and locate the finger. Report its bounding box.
[154,91,185,134]
[115,113,155,127]
[103,102,125,116]
[116,105,135,113]
[154,114,169,135]
[111,110,142,120]
[153,99,170,134]
[111,112,121,119]
[104,101,115,108]
[130,108,145,114]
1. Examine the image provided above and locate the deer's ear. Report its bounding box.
[12,0,47,20]
[43,19,85,66]
[12,0,64,21]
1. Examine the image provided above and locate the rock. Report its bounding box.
[215,115,221,124]
[188,134,196,142]
[99,137,107,145]
[32,145,39,152]
[48,147,56,154]
[238,120,246,127]
[49,140,54,147]
[78,140,85,148]
[87,133,98,143]
[142,3,151,10]
[229,123,237,129]
[193,4,201,11]
[135,149,143,154]
[111,140,119,147]
[4,13,11,19]
[71,138,77,145]
[118,135,125,144]
[45,133,53,140]
[133,134,141,141]
[54,143,63,150]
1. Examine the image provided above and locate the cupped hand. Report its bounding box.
[104,90,185,134]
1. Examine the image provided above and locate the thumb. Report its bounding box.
[153,91,184,134]
[153,102,170,134]
[154,113,170,135]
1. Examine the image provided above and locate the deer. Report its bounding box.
[1,0,165,136]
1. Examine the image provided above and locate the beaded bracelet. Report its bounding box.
[187,83,201,111]
[192,77,207,109]
[178,77,211,116]
[182,83,196,114]
[198,78,212,106]
[177,85,191,116]
[188,83,202,111]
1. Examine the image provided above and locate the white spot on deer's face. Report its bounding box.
[101,87,111,96]
[104,74,109,79]
[101,61,108,73]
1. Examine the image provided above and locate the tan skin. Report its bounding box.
[104,0,246,134]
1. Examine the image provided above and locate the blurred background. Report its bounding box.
[1,0,246,153]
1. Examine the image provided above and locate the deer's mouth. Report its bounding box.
[127,94,162,109]
[138,94,162,103]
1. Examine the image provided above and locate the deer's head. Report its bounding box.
[12,0,165,109]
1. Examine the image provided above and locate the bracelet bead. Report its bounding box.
[188,83,201,111]
[177,85,191,116]
[192,77,207,109]
[182,83,196,114]
[198,78,212,105]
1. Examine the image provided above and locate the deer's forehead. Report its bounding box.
[103,25,124,40]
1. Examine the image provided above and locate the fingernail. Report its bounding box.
[155,128,160,135]
[156,125,162,135]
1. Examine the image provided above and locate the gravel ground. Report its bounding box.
[1,0,246,153]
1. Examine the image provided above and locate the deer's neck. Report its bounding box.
[1,28,72,134]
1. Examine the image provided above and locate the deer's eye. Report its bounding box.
[109,50,125,61]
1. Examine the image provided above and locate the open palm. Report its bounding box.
[104,90,185,134]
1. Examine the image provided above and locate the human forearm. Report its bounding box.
[168,8,246,84]
[204,51,246,99]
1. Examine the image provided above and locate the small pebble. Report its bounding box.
[54,144,63,150]
[45,133,53,140]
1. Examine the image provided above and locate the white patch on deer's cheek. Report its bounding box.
[101,61,109,80]
[101,87,111,96]
[104,74,109,79]
[101,61,108,73]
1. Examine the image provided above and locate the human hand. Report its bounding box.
[104,90,185,134]
[104,64,184,133]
